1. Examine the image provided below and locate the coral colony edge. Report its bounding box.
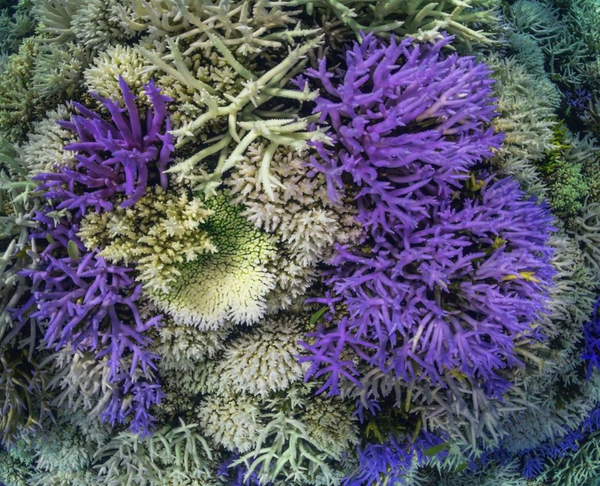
[3,0,600,485]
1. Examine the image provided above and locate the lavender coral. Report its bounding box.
[13,76,175,435]
[301,34,555,407]
[302,33,501,230]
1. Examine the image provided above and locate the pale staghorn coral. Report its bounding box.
[568,201,600,282]
[95,419,217,486]
[227,142,363,309]
[140,33,328,195]
[215,314,307,398]
[117,0,306,52]
[78,187,216,294]
[229,386,358,485]
[292,0,501,49]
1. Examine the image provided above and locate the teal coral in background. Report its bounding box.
[1,0,600,485]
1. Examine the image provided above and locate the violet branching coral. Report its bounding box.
[299,33,556,447]
[13,76,176,435]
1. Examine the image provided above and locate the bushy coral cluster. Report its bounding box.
[2,0,600,484]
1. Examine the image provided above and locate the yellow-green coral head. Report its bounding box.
[149,194,278,329]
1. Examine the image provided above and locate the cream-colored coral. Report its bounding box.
[84,44,152,100]
[154,317,234,371]
[227,142,363,309]
[148,193,278,328]
[216,315,307,397]
[20,103,77,174]
[78,187,216,294]
[196,391,264,453]
[302,397,359,457]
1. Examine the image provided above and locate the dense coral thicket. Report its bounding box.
[2,0,600,484]
[299,34,556,410]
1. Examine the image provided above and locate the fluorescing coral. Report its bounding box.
[11,77,177,435]
[39,76,174,212]
[302,33,501,229]
[301,34,555,413]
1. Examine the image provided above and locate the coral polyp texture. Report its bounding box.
[1,0,600,484]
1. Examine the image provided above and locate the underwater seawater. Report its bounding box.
[2,0,600,484]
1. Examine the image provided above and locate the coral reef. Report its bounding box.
[1,0,600,484]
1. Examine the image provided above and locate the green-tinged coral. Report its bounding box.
[506,0,565,47]
[80,189,278,328]
[197,391,265,453]
[0,39,39,142]
[487,54,559,195]
[19,103,76,174]
[79,187,217,294]
[0,450,29,486]
[568,201,600,281]
[0,0,35,55]
[95,419,218,486]
[148,193,278,328]
[33,0,134,50]
[31,42,90,100]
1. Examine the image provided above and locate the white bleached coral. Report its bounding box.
[84,44,152,100]
[196,391,265,453]
[20,104,76,174]
[78,187,216,294]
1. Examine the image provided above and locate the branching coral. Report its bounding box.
[40,76,174,212]
[227,141,363,309]
[31,42,90,102]
[141,32,327,195]
[20,103,77,175]
[0,39,39,142]
[303,33,501,228]
[84,44,152,100]
[95,419,216,485]
[78,187,216,294]
[300,34,555,418]
[215,315,307,397]
[292,0,500,49]
[12,77,176,435]
[33,0,134,50]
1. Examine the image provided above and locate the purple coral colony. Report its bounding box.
[2,1,600,486]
